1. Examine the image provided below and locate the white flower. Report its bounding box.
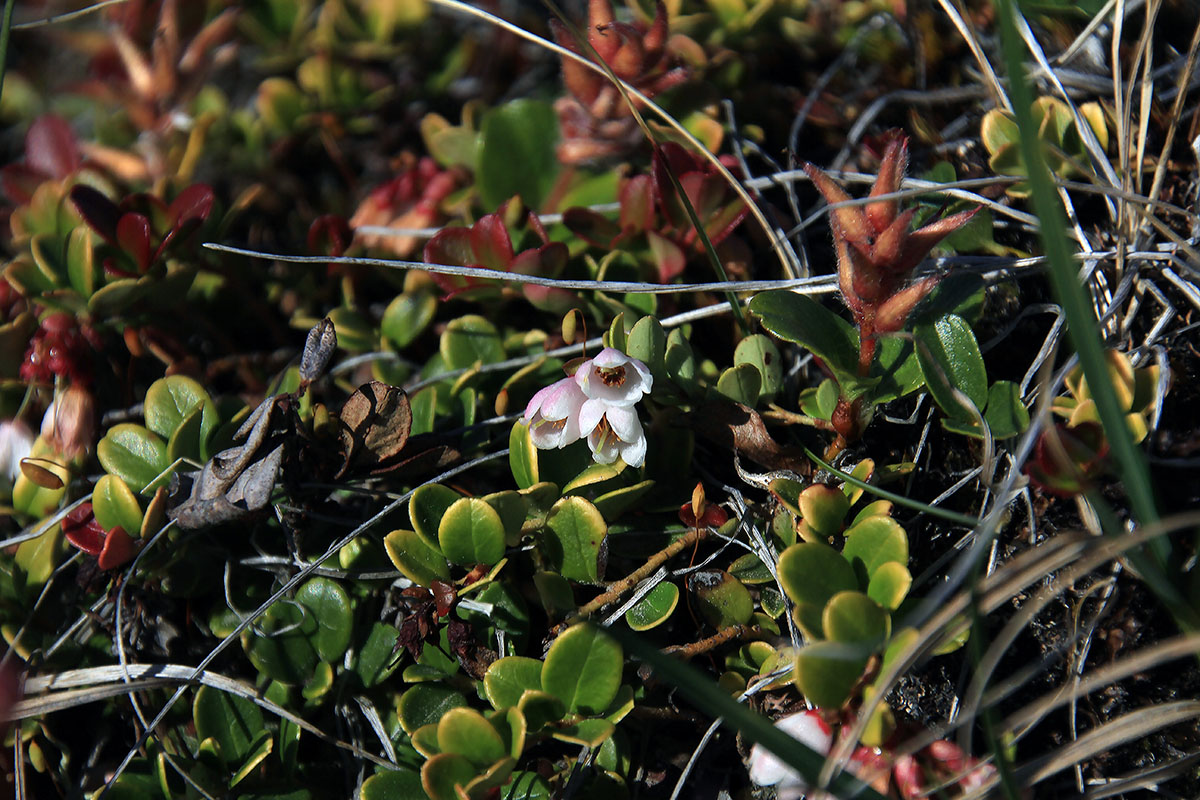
[0,420,34,484]
[579,402,647,467]
[573,347,652,407]
[523,377,588,449]
[748,710,834,799]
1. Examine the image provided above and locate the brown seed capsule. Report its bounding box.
[300,317,338,386]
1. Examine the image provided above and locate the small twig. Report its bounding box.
[557,527,708,632]
[662,624,763,660]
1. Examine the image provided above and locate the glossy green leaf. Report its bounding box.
[866,561,912,611]
[542,496,607,583]
[381,291,437,350]
[503,771,552,800]
[166,405,204,464]
[421,752,477,800]
[295,578,353,662]
[715,363,761,406]
[728,553,772,584]
[409,483,462,549]
[984,379,1030,438]
[516,690,566,731]
[871,336,924,403]
[484,656,544,709]
[750,291,858,384]
[841,516,909,586]
[482,490,528,543]
[592,479,654,521]
[97,424,169,494]
[437,707,507,767]
[438,497,506,566]
[626,316,666,380]
[399,684,468,734]
[192,685,265,765]
[734,334,784,398]
[440,314,504,370]
[144,375,217,445]
[777,542,858,633]
[230,735,273,787]
[690,571,754,629]
[477,99,560,209]
[91,474,143,538]
[542,624,622,714]
[624,581,679,630]
[354,623,401,688]
[793,640,868,709]
[361,769,426,800]
[383,529,451,587]
[915,314,987,419]
[822,590,889,644]
[549,717,615,748]
[798,484,849,538]
[509,421,539,489]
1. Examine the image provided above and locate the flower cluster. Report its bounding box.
[523,348,652,468]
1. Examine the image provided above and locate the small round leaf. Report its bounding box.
[438,497,506,566]
[542,624,622,714]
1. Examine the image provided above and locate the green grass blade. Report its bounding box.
[0,0,16,103]
[994,0,1189,612]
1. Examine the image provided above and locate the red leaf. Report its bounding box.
[424,228,479,293]
[70,185,122,245]
[168,183,215,227]
[307,214,352,258]
[619,175,656,233]
[98,527,136,570]
[63,504,106,557]
[117,213,153,272]
[469,213,514,271]
[646,230,686,283]
[562,207,622,248]
[25,115,82,180]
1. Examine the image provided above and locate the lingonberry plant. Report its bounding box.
[0,1,1195,799]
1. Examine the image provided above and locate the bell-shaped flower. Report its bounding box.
[579,402,647,468]
[574,347,653,407]
[747,710,834,799]
[0,420,34,484]
[523,377,588,450]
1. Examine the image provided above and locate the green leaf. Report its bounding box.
[984,380,1030,439]
[871,336,924,403]
[477,99,561,210]
[361,769,426,800]
[777,542,858,635]
[381,291,437,350]
[440,314,504,369]
[715,363,762,406]
[97,424,169,494]
[91,474,144,537]
[193,685,265,765]
[822,590,889,644]
[841,516,909,587]
[797,484,849,538]
[143,376,217,445]
[166,405,204,464]
[438,497,506,566]
[866,561,912,611]
[409,483,462,549]
[542,624,623,714]
[399,684,468,734]
[793,640,868,709]
[915,314,988,419]
[592,479,654,522]
[484,656,544,709]
[624,581,679,630]
[734,334,784,398]
[65,226,96,297]
[295,578,354,662]
[542,496,608,583]
[690,571,755,628]
[421,752,477,800]
[502,772,552,800]
[750,291,859,384]
[383,529,450,587]
[437,707,507,767]
[509,421,539,490]
[626,316,666,381]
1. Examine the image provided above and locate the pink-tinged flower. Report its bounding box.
[0,420,35,483]
[574,347,653,406]
[523,377,588,449]
[748,710,834,798]
[580,402,647,468]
